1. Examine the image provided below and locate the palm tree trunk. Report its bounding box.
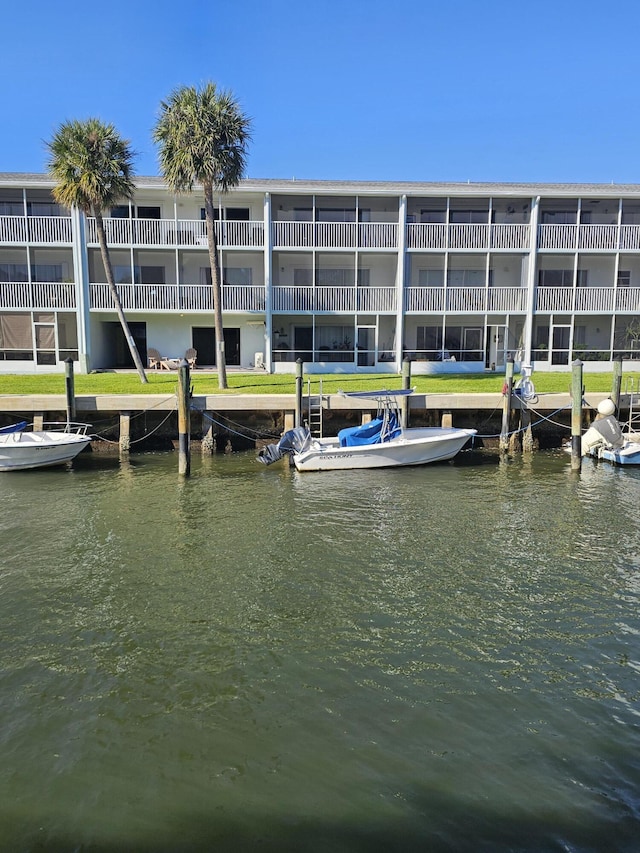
[94,210,148,383]
[203,182,227,389]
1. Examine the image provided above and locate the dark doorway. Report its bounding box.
[106,322,147,368]
[192,327,240,366]
[294,327,313,362]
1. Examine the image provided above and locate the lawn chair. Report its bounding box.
[185,347,197,369]
[148,347,171,370]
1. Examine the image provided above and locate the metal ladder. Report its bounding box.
[624,377,640,436]
[306,379,324,437]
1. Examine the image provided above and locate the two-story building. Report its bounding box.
[1,173,639,374]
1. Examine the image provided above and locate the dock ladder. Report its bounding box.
[623,377,640,437]
[306,379,324,437]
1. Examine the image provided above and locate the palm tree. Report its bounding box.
[47,118,148,383]
[154,83,251,389]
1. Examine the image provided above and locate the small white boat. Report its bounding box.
[0,422,93,471]
[258,391,477,472]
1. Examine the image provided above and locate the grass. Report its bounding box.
[0,369,637,396]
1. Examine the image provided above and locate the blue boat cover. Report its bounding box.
[338,413,401,447]
[0,421,28,435]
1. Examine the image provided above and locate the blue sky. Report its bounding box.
[2,0,639,183]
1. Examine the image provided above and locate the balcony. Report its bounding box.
[538,224,640,251]
[406,223,530,251]
[0,281,76,309]
[272,222,398,249]
[89,283,266,313]
[272,285,397,313]
[405,286,528,313]
[85,218,264,248]
[0,215,73,245]
[535,287,640,313]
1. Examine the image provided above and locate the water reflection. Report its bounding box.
[0,450,639,850]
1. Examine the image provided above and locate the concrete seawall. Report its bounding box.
[0,391,617,452]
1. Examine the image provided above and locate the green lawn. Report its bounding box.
[0,369,637,396]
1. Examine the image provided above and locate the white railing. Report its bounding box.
[271,286,396,313]
[272,221,398,248]
[215,220,264,247]
[578,225,618,250]
[537,224,578,250]
[86,217,264,248]
[0,215,72,244]
[536,287,620,312]
[405,287,446,312]
[89,283,265,312]
[616,287,640,312]
[406,223,529,250]
[0,281,76,309]
[619,225,640,251]
[406,286,527,313]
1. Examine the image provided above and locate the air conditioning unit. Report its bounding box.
[254,352,264,369]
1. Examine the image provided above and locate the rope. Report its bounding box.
[91,404,177,445]
[474,403,572,439]
[198,408,280,441]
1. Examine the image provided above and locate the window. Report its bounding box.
[112,265,165,284]
[316,268,354,286]
[0,263,28,282]
[618,270,631,287]
[540,211,577,224]
[31,264,64,283]
[0,199,23,215]
[26,201,63,217]
[225,208,250,221]
[316,208,356,223]
[420,210,446,223]
[294,268,312,286]
[111,205,130,218]
[538,269,573,287]
[449,210,488,224]
[137,206,161,219]
[356,269,370,287]
[0,313,33,359]
[447,269,485,287]
[223,267,253,285]
[418,269,444,287]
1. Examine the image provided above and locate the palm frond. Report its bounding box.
[153,82,252,195]
[46,118,136,214]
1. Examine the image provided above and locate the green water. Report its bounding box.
[1,450,639,852]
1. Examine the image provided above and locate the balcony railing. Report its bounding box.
[272,285,397,312]
[89,283,266,312]
[0,215,73,244]
[535,286,640,312]
[405,286,528,313]
[406,223,530,251]
[85,218,264,248]
[538,223,640,251]
[272,221,398,249]
[0,281,76,309]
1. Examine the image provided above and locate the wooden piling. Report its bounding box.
[571,359,583,471]
[401,357,411,428]
[500,358,514,452]
[178,359,191,476]
[119,413,131,453]
[612,355,623,413]
[295,359,303,428]
[64,357,75,424]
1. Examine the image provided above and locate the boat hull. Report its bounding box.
[0,430,92,471]
[293,427,476,472]
[588,442,640,466]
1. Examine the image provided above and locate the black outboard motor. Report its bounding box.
[258,427,311,465]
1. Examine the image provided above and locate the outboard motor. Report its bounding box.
[581,414,624,456]
[258,427,311,465]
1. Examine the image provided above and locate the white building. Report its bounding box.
[1,173,639,374]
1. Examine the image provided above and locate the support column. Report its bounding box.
[119,412,131,453]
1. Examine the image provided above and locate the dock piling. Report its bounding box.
[500,358,514,453]
[64,357,75,424]
[571,359,583,471]
[178,359,191,476]
[401,357,412,428]
[612,355,623,413]
[295,359,303,428]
